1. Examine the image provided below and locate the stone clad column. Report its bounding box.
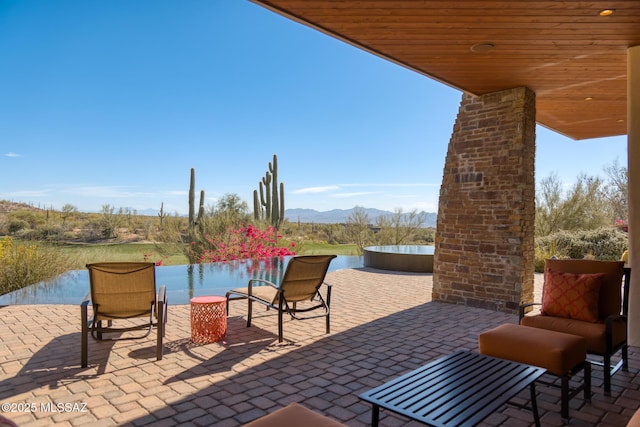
[433,87,536,313]
[627,45,640,345]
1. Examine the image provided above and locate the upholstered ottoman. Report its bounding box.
[243,403,346,427]
[479,323,590,421]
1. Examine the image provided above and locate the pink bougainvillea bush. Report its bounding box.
[198,224,296,263]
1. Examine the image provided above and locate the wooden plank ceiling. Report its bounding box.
[251,0,640,140]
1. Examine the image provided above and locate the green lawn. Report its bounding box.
[59,241,360,270]
[294,242,360,256]
[59,243,189,269]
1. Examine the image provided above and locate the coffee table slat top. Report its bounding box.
[359,350,545,427]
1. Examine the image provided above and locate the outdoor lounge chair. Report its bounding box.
[81,262,167,367]
[225,255,336,343]
[520,258,630,395]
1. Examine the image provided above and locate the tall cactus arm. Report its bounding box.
[188,168,196,227]
[253,190,261,220]
[279,182,285,226]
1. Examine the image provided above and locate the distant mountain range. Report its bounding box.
[40,204,438,228]
[284,208,437,227]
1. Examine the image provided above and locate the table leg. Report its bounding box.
[530,382,541,427]
[584,362,592,402]
[371,404,379,427]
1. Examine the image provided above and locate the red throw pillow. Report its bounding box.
[541,270,604,322]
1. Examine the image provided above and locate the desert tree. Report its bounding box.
[99,204,124,238]
[345,206,373,254]
[376,208,427,245]
[603,158,628,223]
[60,204,78,229]
[205,193,250,236]
[535,172,610,236]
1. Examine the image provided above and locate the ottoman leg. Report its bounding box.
[561,376,570,422]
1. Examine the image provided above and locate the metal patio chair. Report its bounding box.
[226,255,336,342]
[81,262,167,367]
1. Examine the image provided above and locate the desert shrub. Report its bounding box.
[0,237,74,295]
[534,227,627,271]
[7,219,29,235]
[34,224,65,240]
[414,228,436,244]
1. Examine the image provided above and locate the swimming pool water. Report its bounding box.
[0,256,363,305]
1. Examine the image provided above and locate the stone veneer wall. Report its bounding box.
[433,87,536,313]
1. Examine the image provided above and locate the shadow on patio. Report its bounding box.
[0,268,638,426]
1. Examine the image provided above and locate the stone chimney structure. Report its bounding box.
[433,87,536,313]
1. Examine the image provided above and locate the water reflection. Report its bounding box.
[0,256,363,305]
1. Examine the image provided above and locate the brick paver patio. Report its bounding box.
[1,268,638,426]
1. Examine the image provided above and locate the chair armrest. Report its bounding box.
[157,285,166,304]
[81,292,91,306]
[605,313,628,353]
[518,302,541,322]
[323,281,333,308]
[81,293,92,323]
[156,285,167,318]
[604,313,627,329]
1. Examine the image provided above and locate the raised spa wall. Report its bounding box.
[363,245,434,273]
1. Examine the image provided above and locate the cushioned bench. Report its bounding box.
[243,403,346,427]
[479,323,591,421]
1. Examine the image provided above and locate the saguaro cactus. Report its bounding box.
[253,154,285,229]
[158,202,166,229]
[188,168,205,232]
[187,168,205,265]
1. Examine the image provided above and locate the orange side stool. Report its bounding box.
[190,296,227,343]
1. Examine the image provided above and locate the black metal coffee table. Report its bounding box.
[359,350,545,427]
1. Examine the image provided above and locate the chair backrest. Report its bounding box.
[86,262,157,319]
[544,258,626,318]
[278,255,337,303]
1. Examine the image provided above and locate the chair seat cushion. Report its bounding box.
[521,314,626,355]
[479,324,586,376]
[243,403,346,427]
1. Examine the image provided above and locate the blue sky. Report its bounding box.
[0,0,628,216]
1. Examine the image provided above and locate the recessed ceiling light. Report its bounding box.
[470,42,495,53]
[599,9,615,16]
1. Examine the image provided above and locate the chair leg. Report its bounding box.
[584,363,591,403]
[326,285,332,335]
[163,303,168,338]
[97,320,103,340]
[156,301,164,361]
[81,304,88,368]
[604,354,612,396]
[325,313,330,334]
[247,299,253,327]
[278,309,283,343]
